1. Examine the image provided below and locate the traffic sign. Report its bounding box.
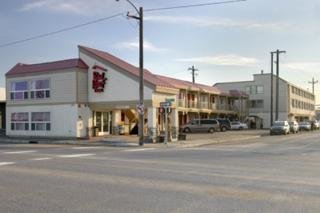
[160,101,171,108]
[136,104,144,115]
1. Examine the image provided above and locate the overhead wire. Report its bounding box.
[0,0,247,48]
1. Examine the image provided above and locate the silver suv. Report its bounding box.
[181,119,220,133]
[270,121,290,135]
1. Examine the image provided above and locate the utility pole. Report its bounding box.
[188,65,198,84]
[116,0,144,146]
[308,77,318,94]
[270,52,274,126]
[274,49,286,121]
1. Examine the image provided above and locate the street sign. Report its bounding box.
[160,101,171,108]
[136,104,144,115]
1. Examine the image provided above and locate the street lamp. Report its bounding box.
[116,0,144,146]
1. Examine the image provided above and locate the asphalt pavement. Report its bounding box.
[1,132,320,212]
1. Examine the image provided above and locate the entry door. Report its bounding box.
[95,112,111,135]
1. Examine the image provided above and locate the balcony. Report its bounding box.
[199,102,209,109]
[177,99,185,108]
[188,101,197,108]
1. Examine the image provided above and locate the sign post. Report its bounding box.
[160,101,172,144]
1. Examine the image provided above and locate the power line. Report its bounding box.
[0,13,123,48]
[145,0,246,12]
[0,0,247,48]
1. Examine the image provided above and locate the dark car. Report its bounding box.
[181,119,220,133]
[217,118,231,132]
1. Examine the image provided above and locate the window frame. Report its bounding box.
[31,112,51,131]
[30,79,50,100]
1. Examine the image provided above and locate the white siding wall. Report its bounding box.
[77,71,89,103]
[77,105,92,137]
[79,51,154,103]
[6,104,78,137]
[6,70,78,106]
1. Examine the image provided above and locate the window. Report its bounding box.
[31,79,50,99]
[11,112,29,130]
[245,86,251,95]
[10,81,28,100]
[250,100,264,108]
[31,112,50,131]
[256,86,264,94]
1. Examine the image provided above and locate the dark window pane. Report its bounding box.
[10,93,14,100]
[11,123,14,130]
[46,123,51,131]
[24,91,28,99]
[25,123,29,130]
[36,91,44,99]
[31,123,35,131]
[45,90,50,98]
[31,91,34,99]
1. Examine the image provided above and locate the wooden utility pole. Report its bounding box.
[308,77,318,94]
[188,65,198,84]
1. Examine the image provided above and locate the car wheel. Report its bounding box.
[221,126,227,132]
[208,128,214,133]
[183,127,191,133]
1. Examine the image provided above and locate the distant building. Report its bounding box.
[5,46,241,139]
[214,73,316,128]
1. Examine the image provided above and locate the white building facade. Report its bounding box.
[6,46,241,139]
[215,73,316,128]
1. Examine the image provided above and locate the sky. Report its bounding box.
[1,0,320,103]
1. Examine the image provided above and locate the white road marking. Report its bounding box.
[4,150,37,154]
[72,146,101,150]
[30,158,52,161]
[124,148,156,152]
[0,162,15,166]
[57,153,96,158]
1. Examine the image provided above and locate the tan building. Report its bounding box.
[215,73,316,128]
[6,46,242,140]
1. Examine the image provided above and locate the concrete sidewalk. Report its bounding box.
[0,130,268,148]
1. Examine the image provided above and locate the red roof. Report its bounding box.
[79,45,174,89]
[6,58,88,76]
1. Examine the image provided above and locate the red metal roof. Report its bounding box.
[6,58,88,76]
[79,45,175,89]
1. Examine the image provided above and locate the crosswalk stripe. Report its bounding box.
[72,146,101,150]
[30,158,52,161]
[57,154,96,158]
[0,162,15,166]
[124,148,156,152]
[4,150,37,154]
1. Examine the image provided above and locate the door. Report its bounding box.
[95,111,111,135]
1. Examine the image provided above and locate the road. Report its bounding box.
[1,132,320,213]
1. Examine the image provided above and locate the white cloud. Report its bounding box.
[20,0,122,16]
[145,15,283,30]
[118,40,168,52]
[283,62,320,73]
[176,54,259,66]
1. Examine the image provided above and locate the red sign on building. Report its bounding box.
[92,65,107,93]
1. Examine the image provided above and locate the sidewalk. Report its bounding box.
[0,130,268,148]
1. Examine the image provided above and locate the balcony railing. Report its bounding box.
[200,102,209,109]
[177,99,185,108]
[188,101,197,108]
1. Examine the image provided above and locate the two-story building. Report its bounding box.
[6,45,243,139]
[215,73,316,128]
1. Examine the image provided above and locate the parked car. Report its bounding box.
[230,121,248,130]
[181,119,220,133]
[270,121,290,135]
[289,121,299,133]
[310,120,320,130]
[217,118,231,132]
[299,121,311,131]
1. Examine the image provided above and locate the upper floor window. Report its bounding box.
[256,86,264,94]
[31,79,50,99]
[10,81,28,100]
[31,112,51,131]
[245,86,251,95]
[11,112,29,130]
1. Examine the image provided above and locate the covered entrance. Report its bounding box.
[94,111,112,136]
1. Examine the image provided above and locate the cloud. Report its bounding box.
[117,40,168,52]
[145,15,283,30]
[283,62,320,73]
[176,54,259,66]
[20,0,122,16]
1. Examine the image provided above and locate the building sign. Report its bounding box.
[92,65,107,93]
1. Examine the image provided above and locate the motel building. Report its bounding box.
[5,46,243,141]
